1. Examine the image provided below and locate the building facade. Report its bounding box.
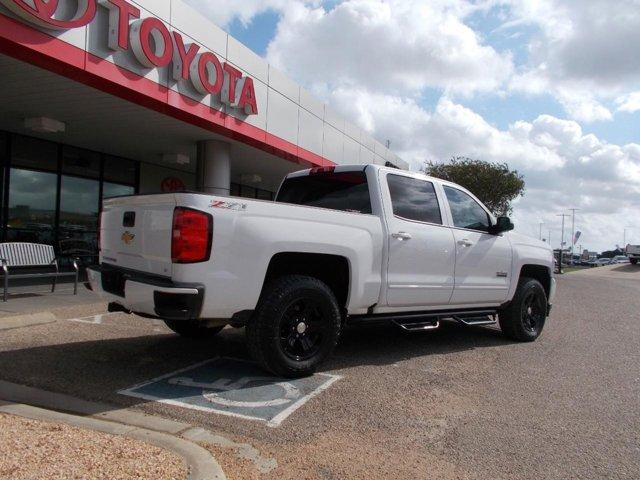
[0,0,407,262]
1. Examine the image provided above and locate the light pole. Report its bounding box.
[539,222,544,241]
[557,213,571,273]
[568,208,579,265]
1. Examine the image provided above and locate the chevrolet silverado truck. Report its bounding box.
[626,244,640,265]
[88,164,556,377]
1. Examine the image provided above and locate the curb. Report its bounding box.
[0,381,226,480]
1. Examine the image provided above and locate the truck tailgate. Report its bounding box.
[100,194,176,277]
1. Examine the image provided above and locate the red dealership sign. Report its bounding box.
[0,0,258,115]
[161,176,186,193]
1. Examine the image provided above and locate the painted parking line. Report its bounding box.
[67,313,118,324]
[119,357,341,427]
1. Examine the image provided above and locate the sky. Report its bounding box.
[186,0,640,252]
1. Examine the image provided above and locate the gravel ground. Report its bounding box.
[0,413,186,480]
[0,264,638,479]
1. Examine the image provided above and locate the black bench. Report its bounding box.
[0,243,79,302]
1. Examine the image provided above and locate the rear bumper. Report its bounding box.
[87,265,204,320]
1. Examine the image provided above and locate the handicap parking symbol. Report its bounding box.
[119,358,341,427]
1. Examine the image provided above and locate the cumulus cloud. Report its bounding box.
[616,92,640,114]
[502,0,640,122]
[183,0,317,28]
[266,0,514,95]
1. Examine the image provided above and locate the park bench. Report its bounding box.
[0,243,79,302]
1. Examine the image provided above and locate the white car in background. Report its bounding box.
[589,258,612,267]
[611,255,630,264]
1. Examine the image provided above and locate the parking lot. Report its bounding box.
[1,264,639,479]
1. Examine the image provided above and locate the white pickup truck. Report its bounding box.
[626,244,640,265]
[88,164,556,377]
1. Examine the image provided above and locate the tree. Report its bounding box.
[424,157,525,216]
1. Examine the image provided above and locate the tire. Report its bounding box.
[163,319,224,339]
[499,277,548,342]
[247,275,342,378]
[631,258,638,265]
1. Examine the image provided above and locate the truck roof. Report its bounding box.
[284,163,461,190]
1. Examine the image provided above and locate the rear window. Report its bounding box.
[276,171,372,214]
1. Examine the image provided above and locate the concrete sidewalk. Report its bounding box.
[0,282,105,320]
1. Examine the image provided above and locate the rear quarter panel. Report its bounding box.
[171,194,384,318]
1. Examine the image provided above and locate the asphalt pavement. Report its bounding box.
[0,264,638,479]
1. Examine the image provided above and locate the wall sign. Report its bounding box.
[0,0,258,115]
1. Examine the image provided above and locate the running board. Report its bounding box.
[348,308,498,330]
[393,319,440,331]
[452,315,497,326]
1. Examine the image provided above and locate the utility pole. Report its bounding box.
[557,213,571,273]
[568,208,579,265]
[539,222,544,241]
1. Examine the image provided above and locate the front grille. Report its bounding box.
[102,268,126,297]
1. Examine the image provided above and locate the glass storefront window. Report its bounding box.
[103,182,135,199]
[59,176,99,230]
[104,155,136,185]
[63,146,100,179]
[7,168,57,245]
[12,135,58,172]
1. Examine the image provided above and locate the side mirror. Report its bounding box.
[490,216,514,235]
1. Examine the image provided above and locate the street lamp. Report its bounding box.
[539,222,544,241]
[557,213,571,273]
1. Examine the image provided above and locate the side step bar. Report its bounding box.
[349,309,498,331]
[393,319,440,331]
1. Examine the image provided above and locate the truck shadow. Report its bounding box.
[0,320,512,412]
[610,264,639,273]
[327,321,513,371]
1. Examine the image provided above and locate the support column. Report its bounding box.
[198,140,231,196]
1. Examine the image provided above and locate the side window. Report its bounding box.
[387,174,442,224]
[443,186,491,232]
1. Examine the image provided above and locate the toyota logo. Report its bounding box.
[0,0,96,30]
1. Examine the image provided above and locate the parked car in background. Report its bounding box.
[611,255,630,264]
[589,258,612,267]
[626,244,640,265]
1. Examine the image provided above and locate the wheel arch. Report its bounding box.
[261,252,351,309]
[518,264,552,298]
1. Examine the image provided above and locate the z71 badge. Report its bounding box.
[209,200,247,211]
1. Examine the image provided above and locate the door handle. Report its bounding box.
[457,239,474,247]
[392,232,412,241]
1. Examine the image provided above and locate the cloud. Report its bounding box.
[502,0,640,122]
[183,0,316,28]
[266,0,514,96]
[616,92,640,113]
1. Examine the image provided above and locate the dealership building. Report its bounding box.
[0,0,406,262]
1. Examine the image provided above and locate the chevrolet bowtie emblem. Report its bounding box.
[121,231,135,245]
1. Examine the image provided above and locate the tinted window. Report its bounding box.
[444,186,491,232]
[276,171,371,214]
[387,174,442,224]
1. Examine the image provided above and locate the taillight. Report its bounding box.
[171,207,212,263]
